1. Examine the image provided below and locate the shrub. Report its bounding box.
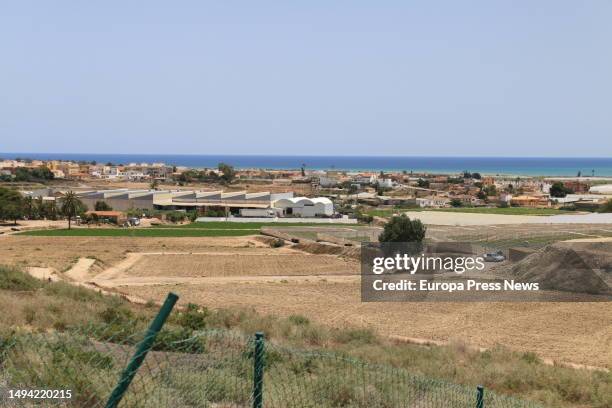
[333,328,377,345]
[599,199,612,213]
[166,211,187,223]
[43,281,98,302]
[98,304,134,325]
[176,303,209,330]
[154,327,205,353]
[94,201,112,211]
[288,314,310,326]
[550,182,573,198]
[0,265,41,291]
[270,238,285,248]
[450,198,463,207]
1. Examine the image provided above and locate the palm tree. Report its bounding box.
[60,191,83,230]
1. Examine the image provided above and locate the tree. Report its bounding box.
[94,201,112,211]
[550,182,572,198]
[218,163,235,184]
[301,163,306,177]
[0,187,24,224]
[23,196,36,219]
[13,166,54,182]
[150,179,159,190]
[450,198,462,207]
[417,178,430,188]
[60,191,85,230]
[483,184,497,196]
[378,214,426,244]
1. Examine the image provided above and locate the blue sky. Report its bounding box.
[1,1,610,156]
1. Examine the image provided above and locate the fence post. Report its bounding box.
[104,292,179,408]
[476,385,484,408]
[253,332,265,408]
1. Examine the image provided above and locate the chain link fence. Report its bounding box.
[0,294,542,408]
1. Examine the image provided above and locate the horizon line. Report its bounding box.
[1,152,611,160]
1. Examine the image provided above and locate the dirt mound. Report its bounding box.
[509,243,612,295]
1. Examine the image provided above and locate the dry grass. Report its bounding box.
[122,279,612,369]
[125,253,358,278]
[2,265,611,407]
[0,236,266,271]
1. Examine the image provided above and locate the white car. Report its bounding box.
[483,251,506,262]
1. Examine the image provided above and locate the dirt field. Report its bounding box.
[0,235,267,271]
[123,280,611,368]
[124,253,358,278]
[5,226,612,369]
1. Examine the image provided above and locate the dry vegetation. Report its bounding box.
[0,236,266,271]
[2,222,612,406]
[1,265,610,407]
[124,252,358,278]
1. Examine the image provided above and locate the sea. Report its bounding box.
[2,153,612,177]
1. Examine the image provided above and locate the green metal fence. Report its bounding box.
[0,294,542,408]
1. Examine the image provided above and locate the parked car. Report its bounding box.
[483,251,506,262]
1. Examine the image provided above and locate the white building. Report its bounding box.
[414,196,450,208]
[590,184,612,194]
[273,197,334,217]
[318,175,340,187]
[377,178,394,188]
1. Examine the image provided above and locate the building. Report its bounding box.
[510,195,550,207]
[414,196,450,208]
[377,179,394,189]
[75,189,335,218]
[590,184,612,194]
[78,189,193,211]
[318,175,340,187]
[273,197,334,217]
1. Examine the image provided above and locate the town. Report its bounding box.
[1,158,611,228]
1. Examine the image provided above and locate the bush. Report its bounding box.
[166,211,187,223]
[288,314,310,326]
[270,238,285,248]
[599,199,612,213]
[0,265,41,291]
[176,303,209,330]
[154,327,206,353]
[550,182,573,198]
[43,281,98,302]
[333,328,377,345]
[94,201,112,211]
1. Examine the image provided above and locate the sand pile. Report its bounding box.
[509,243,611,295]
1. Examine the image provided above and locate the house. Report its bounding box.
[563,180,591,194]
[414,196,450,208]
[352,174,377,186]
[510,195,550,207]
[318,175,340,187]
[273,197,334,217]
[377,179,394,189]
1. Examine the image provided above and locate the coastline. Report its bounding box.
[3,153,612,177]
